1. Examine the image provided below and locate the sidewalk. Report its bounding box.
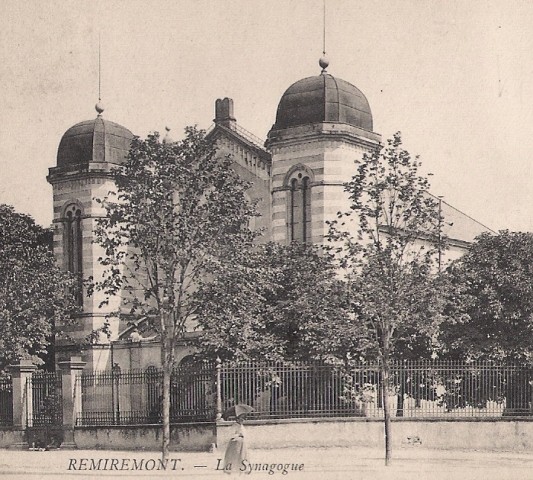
[1,445,533,479]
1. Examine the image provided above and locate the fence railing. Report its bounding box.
[390,361,532,418]
[0,375,13,426]
[76,363,215,426]
[220,361,533,419]
[28,372,62,427]
[220,362,357,419]
[5,361,533,429]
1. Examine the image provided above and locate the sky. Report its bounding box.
[1,0,533,232]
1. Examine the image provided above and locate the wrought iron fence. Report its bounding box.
[171,362,215,422]
[220,361,533,419]
[0,375,13,426]
[220,362,356,418]
[391,360,531,418]
[28,372,62,427]
[76,363,215,426]
[73,361,533,426]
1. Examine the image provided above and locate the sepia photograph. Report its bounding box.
[1,0,533,478]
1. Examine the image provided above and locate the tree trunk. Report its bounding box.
[162,360,171,461]
[382,362,392,466]
[380,330,393,467]
[160,305,174,462]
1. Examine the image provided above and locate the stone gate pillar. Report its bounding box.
[8,359,37,449]
[9,360,37,429]
[57,356,86,449]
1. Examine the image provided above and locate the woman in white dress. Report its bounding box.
[223,414,248,474]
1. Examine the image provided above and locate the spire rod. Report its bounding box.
[95,33,104,116]
[323,0,326,55]
[319,0,329,73]
[318,0,329,74]
[98,33,101,102]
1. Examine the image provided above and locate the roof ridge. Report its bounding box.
[208,123,271,161]
[428,192,496,234]
[328,73,340,122]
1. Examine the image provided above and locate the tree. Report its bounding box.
[195,242,361,363]
[94,127,257,460]
[193,244,281,362]
[0,204,78,370]
[327,132,449,465]
[440,230,533,363]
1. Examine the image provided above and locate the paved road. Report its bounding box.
[1,446,533,479]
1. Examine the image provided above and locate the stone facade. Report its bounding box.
[267,122,381,245]
[47,165,123,370]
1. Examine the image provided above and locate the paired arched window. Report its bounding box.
[286,166,313,243]
[63,203,83,305]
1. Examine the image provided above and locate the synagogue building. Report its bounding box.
[47,59,491,371]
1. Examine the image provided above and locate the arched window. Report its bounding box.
[63,203,83,305]
[286,166,313,243]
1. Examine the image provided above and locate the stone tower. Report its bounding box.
[266,59,382,245]
[46,105,133,370]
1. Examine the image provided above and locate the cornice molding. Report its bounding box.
[272,180,344,193]
[266,123,381,151]
[47,164,117,185]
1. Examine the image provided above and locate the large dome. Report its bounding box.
[272,73,373,131]
[57,116,133,168]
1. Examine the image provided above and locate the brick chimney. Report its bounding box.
[214,97,236,128]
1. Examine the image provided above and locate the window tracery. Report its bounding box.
[285,166,313,243]
[63,203,83,305]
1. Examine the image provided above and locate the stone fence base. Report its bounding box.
[217,417,533,453]
[74,423,216,451]
[3,418,533,452]
[0,428,25,449]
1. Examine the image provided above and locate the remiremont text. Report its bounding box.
[68,458,183,471]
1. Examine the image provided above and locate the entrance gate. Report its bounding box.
[26,371,63,447]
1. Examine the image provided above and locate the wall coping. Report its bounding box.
[218,416,533,426]
[74,422,216,430]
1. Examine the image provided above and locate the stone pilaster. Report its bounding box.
[9,360,37,429]
[57,356,86,449]
[8,360,38,448]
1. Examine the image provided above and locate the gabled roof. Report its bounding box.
[438,196,494,245]
[207,122,271,166]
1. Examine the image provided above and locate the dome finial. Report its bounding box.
[163,126,173,144]
[319,55,329,73]
[95,102,105,115]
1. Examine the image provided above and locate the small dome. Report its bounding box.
[57,116,133,168]
[272,73,373,131]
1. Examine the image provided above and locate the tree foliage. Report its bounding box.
[195,242,361,363]
[440,230,533,363]
[95,127,257,326]
[328,132,448,360]
[0,204,78,369]
[94,127,257,459]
